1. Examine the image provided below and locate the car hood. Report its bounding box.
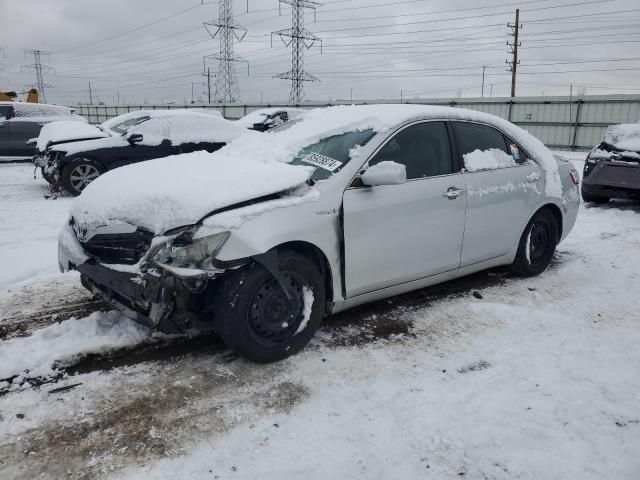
[52,135,128,156]
[37,121,109,152]
[70,150,314,235]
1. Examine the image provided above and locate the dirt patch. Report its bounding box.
[457,360,491,374]
[0,282,106,340]
[0,359,306,479]
[323,269,508,347]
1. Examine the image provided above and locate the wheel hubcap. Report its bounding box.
[70,164,100,192]
[248,273,305,347]
[529,221,549,264]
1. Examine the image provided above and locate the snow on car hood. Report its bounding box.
[70,150,314,234]
[36,121,108,152]
[604,124,640,152]
[217,104,563,198]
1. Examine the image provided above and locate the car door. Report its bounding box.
[342,121,466,298]
[0,105,12,156]
[452,121,543,266]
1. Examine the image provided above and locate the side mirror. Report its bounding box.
[360,161,407,187]
[127,133,144,144]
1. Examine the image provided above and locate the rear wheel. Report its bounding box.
[212,249,325,363]
[511,209,559,277]
[62,158,103,196]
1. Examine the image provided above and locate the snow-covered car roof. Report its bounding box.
[36,121,106,152]
[604,123,640,152]
[100,108,222,131]
[220,104,562,197]
[54,111,245,156]
[1,101,86,123]
[235,108,306,129]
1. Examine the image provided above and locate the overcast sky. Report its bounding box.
[2,0,640,105]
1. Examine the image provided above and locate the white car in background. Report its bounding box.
[235,107,306,131]
[59,105,580,362]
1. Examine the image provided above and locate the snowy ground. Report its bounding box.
[1,153,640,479]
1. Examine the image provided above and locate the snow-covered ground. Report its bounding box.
[1,152,640,479]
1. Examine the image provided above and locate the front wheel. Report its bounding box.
[211,249,326,363]
[62,158,103,196]
[511,209,559,277]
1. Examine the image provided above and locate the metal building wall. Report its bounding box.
[75,94,640,150]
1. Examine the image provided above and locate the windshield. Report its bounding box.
[107,116,150,135]
[289,129,376,181]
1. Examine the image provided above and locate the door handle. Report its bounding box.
[443,187,465,200]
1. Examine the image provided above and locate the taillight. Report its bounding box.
[569,169,579,185]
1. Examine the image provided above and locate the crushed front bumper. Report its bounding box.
[58,221,217,331]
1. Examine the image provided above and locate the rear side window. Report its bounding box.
[0,106,11,119]
[453,122,509,156]
[453,122,522,171]
[370,121,454,179]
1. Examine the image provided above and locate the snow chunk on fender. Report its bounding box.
[70,152,315,234]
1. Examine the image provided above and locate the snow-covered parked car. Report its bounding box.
[0,101,87,160]
[235,107,306,132]
[58,105,580,362]
[34,109,223,173]
[581,123,640,203]
[43,110,245,195]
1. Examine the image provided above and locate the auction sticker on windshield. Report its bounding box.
[302,153,342,172]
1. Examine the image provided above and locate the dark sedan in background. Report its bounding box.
[42,111,246,195]
[582,123,640,203]
[0,101,87,160]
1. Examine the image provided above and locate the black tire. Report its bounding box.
[212,249,325,363]
[62,158,104,196]
[511,209,559,277]
[581,191,609,204]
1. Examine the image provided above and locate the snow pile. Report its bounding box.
[604,123,640,152]
[0,312,149,380]
[36,121,107,152]
[216,104,563,198]
[71,152,315,234]
[463,148,517,171]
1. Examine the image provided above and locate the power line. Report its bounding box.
[53,3,204,54]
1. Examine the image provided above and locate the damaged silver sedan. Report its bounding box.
[59,105,580,363]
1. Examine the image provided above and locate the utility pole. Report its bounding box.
[204,0,248,103]
[22,49,52,103]
[481,65,486,98]
[117,90,120,105]
[207,67,211,103]
[506,9,521,98]
[490,83,494,97]
[88,81,93,104]
[272,0,322,104]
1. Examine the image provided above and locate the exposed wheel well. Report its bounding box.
[538,204,563,241]
[275,241,334,310]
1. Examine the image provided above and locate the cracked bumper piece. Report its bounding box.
[78,262,170,328]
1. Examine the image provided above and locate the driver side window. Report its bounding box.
[369,121,454,179]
